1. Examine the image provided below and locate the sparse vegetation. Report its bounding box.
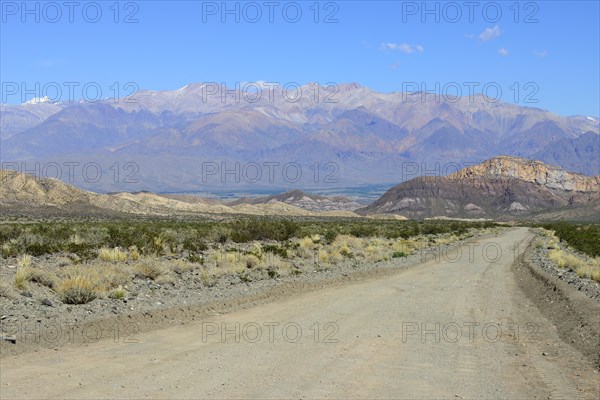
[541,226,600,283]
[540,222,600,257]
[0,219,496,259]
[0,218,493,304]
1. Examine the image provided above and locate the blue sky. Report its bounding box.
[1,0,599,116]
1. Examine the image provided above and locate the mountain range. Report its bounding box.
[1,82,598,193]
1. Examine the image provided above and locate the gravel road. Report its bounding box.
[1,227,598,399]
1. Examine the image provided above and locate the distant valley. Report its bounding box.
[2,156,597,221]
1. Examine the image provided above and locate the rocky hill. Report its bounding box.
[228,189,362,211]
[449,156,600,192]
[359,157,599,220]
[0,170,360,218]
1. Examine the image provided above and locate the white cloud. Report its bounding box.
[534,50,549,58]
[498,48,510,56]
[380,43,424,53]
[479,25,502,42]
[464,33,475,39]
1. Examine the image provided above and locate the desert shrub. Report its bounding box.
[349,225,376,237]
[170,259,196,274]
[392,251,407,258]
[262,244,289,258]
[65,242,96,261]
[1,240,18,258]
[134,261,166,280]
[541,223,600,257]
[199,268,218,287]
[182,237,208,253]
[187,253,205,264]
[323,230,337,243]
[246,243,264,260]
[58,277,97,304]
[230,218,299,242]
[98,264,132,290]
[27,268,57,289]
[243,254,260,269]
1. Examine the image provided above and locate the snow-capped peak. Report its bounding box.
[23,96,51,105]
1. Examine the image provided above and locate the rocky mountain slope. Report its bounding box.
[1,83,598,192]
[532,131,600,176]
[359,157,600,220]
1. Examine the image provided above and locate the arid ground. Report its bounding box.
[1,227,598,399]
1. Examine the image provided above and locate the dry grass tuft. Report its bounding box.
[98,247,128,262]
[134,260,166,280]
[14,267,30,290]
[109,286,127,300]
[58,276,98,304]
[26,267,57,289]
[170,259,196,274]
[548,248,585,270]
[129,246,140,261]
[17,254,32,269]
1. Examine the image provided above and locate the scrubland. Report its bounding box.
[0,218,495,304]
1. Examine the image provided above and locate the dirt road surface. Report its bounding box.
[1,228,598,399]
